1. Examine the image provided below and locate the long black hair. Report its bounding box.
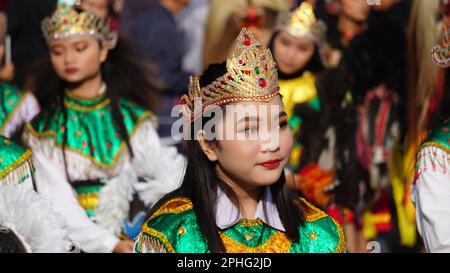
[0,227,28,253]
[27,35,161,181]
[268,31,325,80]
[147,63,305,253]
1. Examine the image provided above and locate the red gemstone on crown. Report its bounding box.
[258,78,267,88]
[244,34,251,46]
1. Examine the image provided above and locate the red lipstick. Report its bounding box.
[65,68,79,74]
[259,160,281,170]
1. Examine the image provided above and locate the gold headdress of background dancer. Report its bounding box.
[42,1,117,49]
[276,2,326,44]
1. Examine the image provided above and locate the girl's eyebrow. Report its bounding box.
[237,116,259,124]
[274,111,288,119]
[73,41,88,46]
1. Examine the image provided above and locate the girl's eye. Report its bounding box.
[280,38,290,47]
[297,45,310,52]
[279,120,288,128]
[76,43,88,52]
[51,47,63,56]
[244,126,258,134]
[275,118,289,129]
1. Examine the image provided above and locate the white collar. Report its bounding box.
[215,186,285,231]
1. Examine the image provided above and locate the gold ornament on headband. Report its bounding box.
[181,28,280,122]
[432,23,450,68]
[276,2,326,43]
[42,3,117,49]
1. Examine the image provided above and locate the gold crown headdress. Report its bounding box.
[181,28,280,122]
[276,2,326,44]
[42,3,117,49]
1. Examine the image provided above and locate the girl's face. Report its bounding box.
[339,0,370,22]
[273,31,315,75]
[200,95,293,188]
[81,0,110,20]
[50,36,108,83]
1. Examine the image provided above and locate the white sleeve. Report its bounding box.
[32,150,120,253]
[2,93,40,138]
[411,146,450,253]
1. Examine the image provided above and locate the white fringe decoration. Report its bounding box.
[24,118,186,237]
[416,145,450,177]
[130,121,186,207]
[0,184,71,253]
[93,120,186,235]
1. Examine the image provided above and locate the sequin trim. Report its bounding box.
[0,149,32,179]
[0,158,34,186]
[238,218,264,227]
[420,142,450,155]
[140,226,175,253]
[220,230,291,253]
[149,197,193,221]
[331,217,346,253]
[300,198,328,222]
[415,144,450,179]
[64,97,111,112]
[24,112,153,170]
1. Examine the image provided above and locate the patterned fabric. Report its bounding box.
[0,136,34,186]
[414,118,450,180]
[279,72,319,121]
[135,196,345,253]
[23,91,156,179]
[0,83,33,136]
[22,91,160,237]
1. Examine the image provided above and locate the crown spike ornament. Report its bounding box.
[42,3,117,49]
[180,28,280,122]
[431,30,450,68]
[276,2,326,44]
[431,1,450,67]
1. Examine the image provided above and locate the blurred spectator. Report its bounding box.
[6,0,57,88]
[370,0,411,32]
[203,0,294,67]
[316,0,370,68]
[130,0,192,143]
[179,0,209,75]
[119,0,156,37]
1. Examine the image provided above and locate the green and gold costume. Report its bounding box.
[23,91,155,215]
[21,89,185,242]
[135,197,345,253]
[0,82,38,138]
[419,119,450,156]
[0,135,34,187]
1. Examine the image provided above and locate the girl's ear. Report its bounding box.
[197,130,219,162]
[99,41,109,64]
